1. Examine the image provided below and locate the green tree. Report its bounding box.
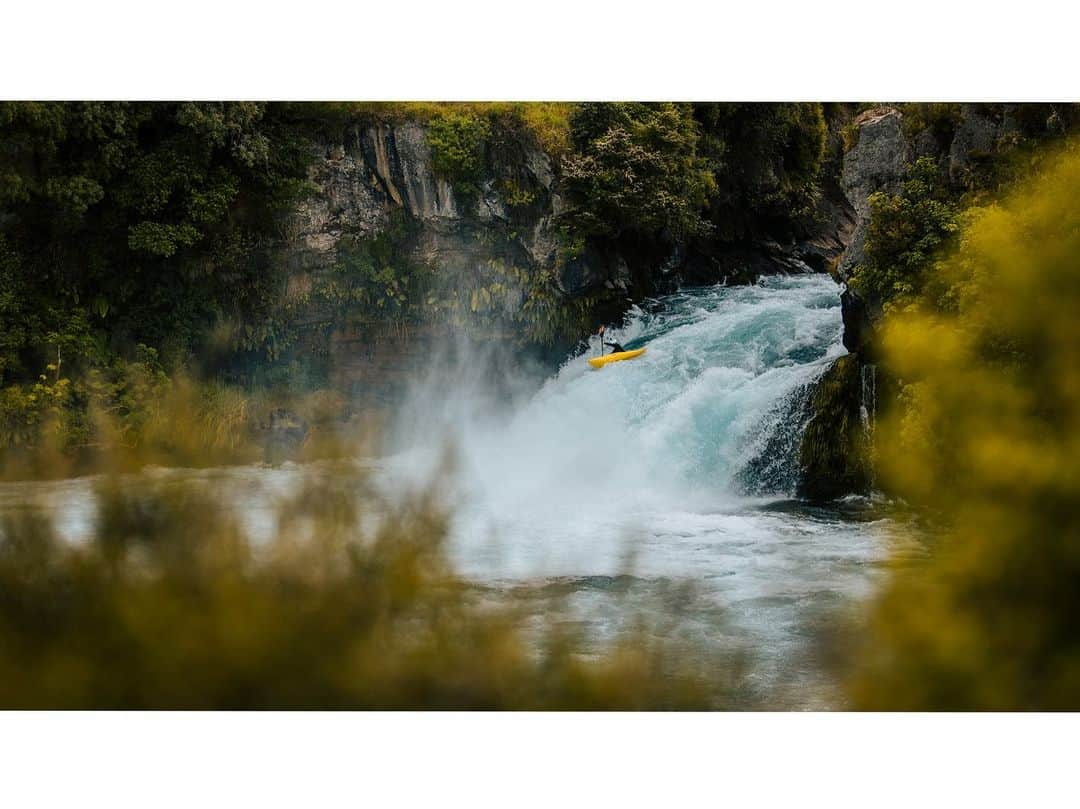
[426,110,491,197]
[561,102,714,241]
[693,102,827,240]
[0,102,313,381]
[850,157,960,305]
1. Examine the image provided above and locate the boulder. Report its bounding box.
[838,107,910,280]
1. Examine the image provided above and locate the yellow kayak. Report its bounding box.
[588,348,646,369]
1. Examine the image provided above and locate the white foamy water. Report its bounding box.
[380,274,894,706]
[385,276,870,567]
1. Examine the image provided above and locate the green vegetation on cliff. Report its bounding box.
[561,103,716,241]
[850,157,960,305]
[426,110,492,197]
[560,102,827,247]
[849,103,1080,314]
[797,354,873,501]
[694,102,827,238]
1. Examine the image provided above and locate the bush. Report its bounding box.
[0,102,315,381]
[847,147,1080,709]
[561,102,714,241]
[850,157,960,305]
[900,102,962,145]
[0,464,733,708]
[693,103,827,239]
[426,111,491,197]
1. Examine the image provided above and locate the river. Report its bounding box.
[0,274,894,708]
[383,273,894,707]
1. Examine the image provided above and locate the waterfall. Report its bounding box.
[859,362,877,438]
[384,274,848,575]
[859,361,878,489]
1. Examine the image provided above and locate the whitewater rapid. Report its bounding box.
[386,275,859,572]
[382,274,893,706]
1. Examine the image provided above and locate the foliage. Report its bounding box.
[516,269,601,346]
[693,102,827,238]
[900,102,963,145]
[317,213,430,323]
[313,103,572,199]
[0,346,362,480]
[0,464,732,708]
[559,103,826,247]
[0,102,315,385]
[504,102,575,157]
[561,103,715,242]
[426,111,492,197]
[849,157,960,305]
[847,147,1080,709]
[298,102,575,158]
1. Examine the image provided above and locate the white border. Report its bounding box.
[3,2,1079,806]
[3,1,1078,100]
[1,712,1076,807]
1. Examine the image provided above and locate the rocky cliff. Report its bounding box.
[834,103,1039,355]
[798,103,1048,499]
[274,121,568,400]
[276,115,854,401]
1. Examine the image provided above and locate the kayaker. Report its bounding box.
[597,325,626,355]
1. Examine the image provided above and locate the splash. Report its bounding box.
[384,274,850,577]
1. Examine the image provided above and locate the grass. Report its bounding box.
[309,102,576,158]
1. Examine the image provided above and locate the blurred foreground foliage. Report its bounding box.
[0,344,365,480]
[0,464,731,709]
[847,146,1080,709]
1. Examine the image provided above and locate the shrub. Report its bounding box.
[561,102,714,241]
[850,157,960,305]
[692,103,827,239]
[426,111,491,197]
[0,102,315,381]
[900,102,962,145]
[0,464,734,708]
[847,147,1080,709]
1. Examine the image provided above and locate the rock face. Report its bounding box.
[837,108,909,280]
[797,354,873,501]
[799,103,1030,500]
[278,117,856,400]
[834,103,1031,354]
[277,122,571,399]
[283,123,553,280]
[797,108,912,500]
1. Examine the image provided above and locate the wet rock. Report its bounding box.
[797,355,873,501]
[840,287,876,357]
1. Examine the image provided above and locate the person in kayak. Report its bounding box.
[597,325,626,354]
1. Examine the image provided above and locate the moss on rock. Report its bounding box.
[797,354,872,501]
